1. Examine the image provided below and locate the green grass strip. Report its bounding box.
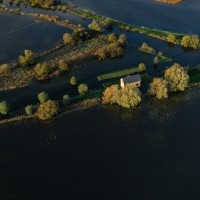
[97,67,140,81]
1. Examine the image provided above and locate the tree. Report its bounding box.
[117,84,142,108]
[118,34,126,46]
[78,84,88,95]
[70,76,77,86]
[138,63,146,72]
[148,78,168,100]
[102,84,142,108]
[106,43,124,58]
[88,20,104,32]
[0,101,9,115]
[102,84,121,104]
[38,91,49,104]
[37,100,59,120]
[34,62,50,77]
[104,17,114,27]
[167,34,176,43]
[25,105,33,116]
[63,94,70,106]
[0,64,9,75]
[58,59,69,71]
[19,49,35,67]
[63,33,73,45]
[181,35,200,49]
[107,33,117,43]
[164,63,189,92]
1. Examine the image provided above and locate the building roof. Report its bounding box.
[122,74,141,83]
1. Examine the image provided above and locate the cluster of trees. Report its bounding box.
[102,63,189,108]
[148,63,189,99]
[88,19,114,32]
[63,29,95,46]
[167,33,200,49]
[102,84,142,108]
[95,34,126,60]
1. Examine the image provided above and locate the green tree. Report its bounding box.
[37,100,59,120]
[0,101,9,115]
[25,105,33,116]
[78,84,88,95]
[164,63,189,92]
[148,78,168,100]
[38,91,49,104]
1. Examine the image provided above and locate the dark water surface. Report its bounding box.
[1,87,200,199]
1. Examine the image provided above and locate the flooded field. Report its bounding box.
[0,0,200,199]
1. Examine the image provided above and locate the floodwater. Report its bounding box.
[1,87,200,200]
[0,0,200,199]
[70,0,200,34]
[0,12,72,63]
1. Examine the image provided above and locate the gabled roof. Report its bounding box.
[122,74,141,83]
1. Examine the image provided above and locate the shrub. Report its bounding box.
[138,63,146,72]
[19,49,35,67]
[70,76,77,86]
[25,105,33,116]
[78,84,88,95]
[148,78,168,100]
[34,62,50,77]
[58,59,69,71]
[37,100,59,120]
[0,101,9,115]
[63,94,70,106]
[164,63,189,92]
[38,91,49,104]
